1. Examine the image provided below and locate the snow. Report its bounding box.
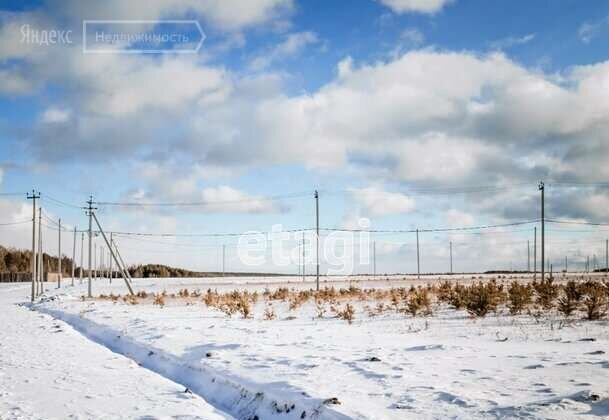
[5,275,609,419]
[0,283,232,420]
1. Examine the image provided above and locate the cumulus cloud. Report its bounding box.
[249,31,319,70]
[351,186,415,216]
[50,0,294,32]
[118,162,283,214]
[377,0,454,14]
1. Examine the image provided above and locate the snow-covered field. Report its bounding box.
[4,275,609,419]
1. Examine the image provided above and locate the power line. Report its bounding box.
[321,219,540,234]
[93,191,313,207]
[0,219,32,226]
[547,219,609,227]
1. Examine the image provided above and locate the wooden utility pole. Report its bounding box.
[71,226,76,287]
[27,191,39,302]
[315,190,320,291]
[450,241,453,275]
[373,240,376,280]
[539,182,545,281]
[91,212,134,295]
[80,232,84,284]
[38,208,42,295]
[109,232,113,284]
[527,240,530,272]
[57,218,62,288]
[606,239,608,273]
[86,196,96,298]
[416,229,420,279]
[533,227,537,281]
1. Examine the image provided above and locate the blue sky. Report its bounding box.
[1,0,609,274]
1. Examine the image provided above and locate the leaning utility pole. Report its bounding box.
[416,229,420,279]
[533,227,537,281]
[27,190,40,302]
[539,181,545,281]
[315,190,320,291]
[57,218,62,288]
[86,196,96,298]
[91,212,134,295]
[71,227,76,287]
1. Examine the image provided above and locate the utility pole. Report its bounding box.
[80,232,84,284]
[416,229,420,279]
[302,231,305,282]
[450,241,453,275]
[539,181,545,281]
[533,227,537,281]
[94,242,97,280]
[86,196,96,298]
[109,233,113,284]
[606,239,608,274]
[27,190,39,302]
[565,256,568,273]
[315,190,320,291]
[71,226,76,287]
[38,208,42,295]
[57,218,62,288]
[373,240,376,280]
[527,240,530,272]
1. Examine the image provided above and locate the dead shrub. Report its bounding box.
[337,303,355,324]
[581,281,608,320]
[508,281,533,315]
[153,293,165,307]
[406,287,432,317]
[263,305,276,320]
[465,282,501,317]
[557,280,583,317]
[533,278,559,310]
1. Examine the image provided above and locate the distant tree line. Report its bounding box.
[0,245,77,275]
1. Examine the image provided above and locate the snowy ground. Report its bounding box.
[0,283,232,420]
[5,275,609,419]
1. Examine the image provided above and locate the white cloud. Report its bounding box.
[489,33,535,50]
[578,18,608,44]
[249,31,319,70]
[445,209,474,227]
[54,0,294,32]
[41,107,71,123]
[377,0,454,14]
[400,28,425,46]
[351,186,415,216]
[123,162,282,214]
